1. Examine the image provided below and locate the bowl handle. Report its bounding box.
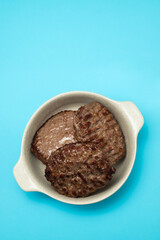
[119,101,144,133]
[13,157,37,192]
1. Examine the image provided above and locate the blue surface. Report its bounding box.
[0,1,160,239]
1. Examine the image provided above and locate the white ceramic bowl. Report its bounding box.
[13,91,144,205]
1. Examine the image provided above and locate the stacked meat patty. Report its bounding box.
[31,102,126,197]
[31,111,77,164]
[74,102,126,166]
[45,143,115,197]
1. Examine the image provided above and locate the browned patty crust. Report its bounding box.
[74,102,126,165]
[45,143,115,198]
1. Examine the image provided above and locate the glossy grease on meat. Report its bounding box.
[45,143,115,198]
[31,111,77,164]
[74,102,126,165]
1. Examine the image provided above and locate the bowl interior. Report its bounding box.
[22,92,136,204]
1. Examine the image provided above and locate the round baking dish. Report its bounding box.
[13,91,144,205]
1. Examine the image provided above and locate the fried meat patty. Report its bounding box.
[74,102,126,165]
[45,143,115,197]
[31,111,77,164]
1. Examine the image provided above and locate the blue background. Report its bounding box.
[0,1,160,239]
